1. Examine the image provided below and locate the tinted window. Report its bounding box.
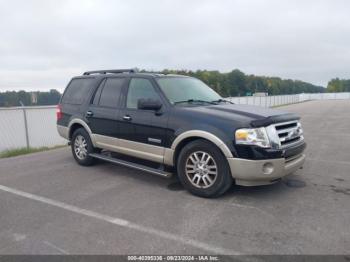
[126,78,160,109]
[92,79,105,105]
[99,78,125,108]
[61,78,92,105]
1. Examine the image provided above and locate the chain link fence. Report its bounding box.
[1,92,350,152]
[0,106,66,152]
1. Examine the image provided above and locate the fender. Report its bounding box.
[67,118,97,147]
[164,130,233,166]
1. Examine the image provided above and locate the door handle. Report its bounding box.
[123,115,132,121]
[86,111,94,117]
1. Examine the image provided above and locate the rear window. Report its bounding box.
[61,78,93,105]
[92,79,106,105]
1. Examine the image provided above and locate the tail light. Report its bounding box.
[56,104,63,120]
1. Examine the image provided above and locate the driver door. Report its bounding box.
[118,77,169,163]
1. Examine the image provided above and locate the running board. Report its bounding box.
[89,153,173,178]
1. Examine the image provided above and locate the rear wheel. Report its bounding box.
[71,128,97,166]
[177,139,233,198]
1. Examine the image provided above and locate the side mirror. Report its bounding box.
[137,98,162,111]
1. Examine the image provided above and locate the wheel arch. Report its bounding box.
[68,119,93,141]
[165,130,233,166]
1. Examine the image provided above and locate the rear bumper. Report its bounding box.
[57,125,69,140]
[227,153,306,186]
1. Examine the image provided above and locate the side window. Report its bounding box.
[126,78,160,109]
[61,78,92,105]
[98,78,125,108]
[92,79,105,105]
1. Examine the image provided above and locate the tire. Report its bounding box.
[71,128,97,166]
[177,139,233,198]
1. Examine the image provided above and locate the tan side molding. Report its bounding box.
[91,134,164,163]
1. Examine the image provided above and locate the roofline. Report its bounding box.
[83,69,138,75]
[78,69,191,79]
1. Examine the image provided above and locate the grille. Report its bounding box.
[273,121,304,148]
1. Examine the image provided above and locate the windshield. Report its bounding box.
[156,77,222,104]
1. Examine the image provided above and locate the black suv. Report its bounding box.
[57,69,306,197]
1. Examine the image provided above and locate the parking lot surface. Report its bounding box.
[0,100,349,255]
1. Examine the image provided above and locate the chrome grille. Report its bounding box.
[273,121,304,148]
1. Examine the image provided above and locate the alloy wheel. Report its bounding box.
[185,151,218,188]
[74,135,88,160]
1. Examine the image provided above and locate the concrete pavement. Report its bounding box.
[0,100,349,255]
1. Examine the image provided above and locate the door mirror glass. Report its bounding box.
[137,98,162,111]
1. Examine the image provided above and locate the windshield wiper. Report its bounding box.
[210,99,234,104]
[174,99,216,105]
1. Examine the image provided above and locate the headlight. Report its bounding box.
[235,127,271,148]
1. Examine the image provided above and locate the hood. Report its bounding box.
[183,104,300,127]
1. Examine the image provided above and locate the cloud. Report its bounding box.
[0,0,349,91]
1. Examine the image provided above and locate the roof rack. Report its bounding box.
[83,68,138,75]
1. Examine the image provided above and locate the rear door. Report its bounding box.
[86,77,126,139]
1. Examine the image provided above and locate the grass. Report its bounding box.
[0,145,67,158]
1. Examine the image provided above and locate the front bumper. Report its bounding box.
[227,153,306,186]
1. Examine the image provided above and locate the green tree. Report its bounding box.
[327,78,350,92]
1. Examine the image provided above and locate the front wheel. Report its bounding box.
[177,139,233,198]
